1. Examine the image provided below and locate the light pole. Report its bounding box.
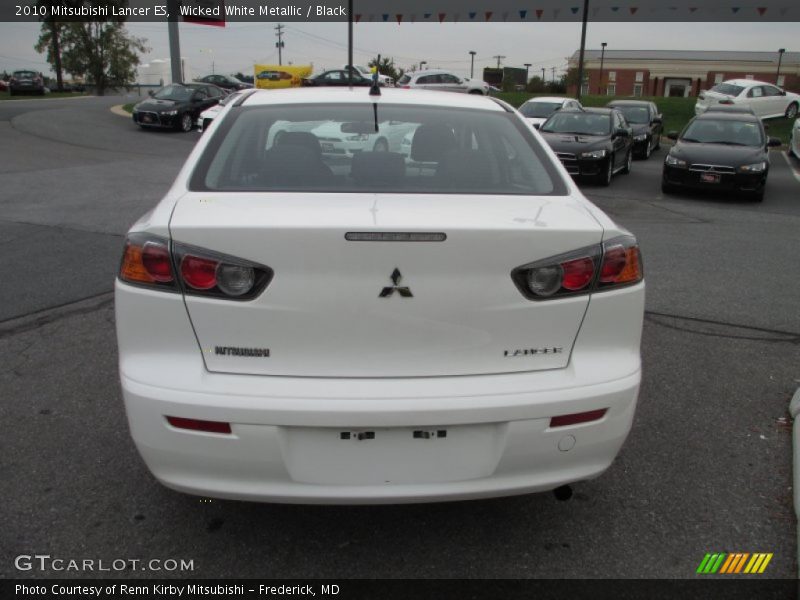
[776,48,786,85]
[524,63,531,85]
[598,42,607,95]
[469,51,477,78]
[420,61,427,71]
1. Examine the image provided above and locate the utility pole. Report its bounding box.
[274,23,285,66]
[493,55,506,69]
[469,51,477,78]
[776,48,786,85]
[575,0,590,101]
[524,63,531,83]
[541,67,546,81]
[167,0,182,83]
[551,66,556,82]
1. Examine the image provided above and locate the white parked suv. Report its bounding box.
[695,78,800,120]
[115,87,644,504]
[396,69,490,95]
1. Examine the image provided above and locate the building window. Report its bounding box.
[607,83,616,96]
[714,73,723,84]
[745,74,754,80]
[608,71,617,82]
[633,83,643,97]
[635,71,644,82]
[777,75,786,87]
[581,83,589,96]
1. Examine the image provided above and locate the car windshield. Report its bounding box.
[612,106,650,124]
[192,103,565,196]
[519,102,562,119]
[681,119,763,146]
[153,85,193,101]
[15,71,37,78]
[541,112,611,136]
[710,83,745,97]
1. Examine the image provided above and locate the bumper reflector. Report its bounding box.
[550,408,608,428]
[166,416,232,434]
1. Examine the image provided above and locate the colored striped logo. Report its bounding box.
[697,553,773,574]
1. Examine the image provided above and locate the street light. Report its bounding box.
[469,51,477,78]
[420,61,427,71]
[777,48,786,86]
[598,42,607,95]
[523,63,531,85]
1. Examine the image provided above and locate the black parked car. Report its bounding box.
[132,83,226,132]
[196,74,252,91]
[9,70,46,95]
[661,112,781,202]
[301,70,371,87]
[539,108,634,186]
[606,100,662,159]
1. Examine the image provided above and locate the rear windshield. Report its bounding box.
[681,118,763,146]
[153,85,193,101]
[190,103,566,195]
[541,112,611,136]
[14,71,37,78]
[710,83,745,97]
[519,102,562,119]
[612,105,650,124]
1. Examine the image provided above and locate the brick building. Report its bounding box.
[567,50,800,98]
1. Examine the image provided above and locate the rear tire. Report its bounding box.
[622,149,632,174]
[179,113,193,133]
[786,102,799,120]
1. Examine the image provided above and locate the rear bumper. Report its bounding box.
[116,280,644,504]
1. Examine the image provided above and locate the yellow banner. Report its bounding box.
[253,65,312,89]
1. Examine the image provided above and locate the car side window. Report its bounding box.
[194,88,208,100]
[325,72,342,81]
[763,85,781,97]
[748,86,764,98]
[441,74,459,84]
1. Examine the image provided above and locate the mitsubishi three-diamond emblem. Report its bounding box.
[379,268,413,298]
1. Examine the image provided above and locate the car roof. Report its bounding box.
[582,107,615,115]
[521,96,573,104]
[719,78,774,87]
[411,69,460,76]
[607,100,651,106]
[695,111,761,123]
[240,87,505,111]
[704,105,756,114]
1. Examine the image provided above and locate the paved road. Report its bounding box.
[1,95,798,579]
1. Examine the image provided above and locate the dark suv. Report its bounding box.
[9,70,46,96]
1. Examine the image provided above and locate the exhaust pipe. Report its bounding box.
[553,485,573,501]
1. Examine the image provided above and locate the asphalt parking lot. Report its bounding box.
[1,94,798,579]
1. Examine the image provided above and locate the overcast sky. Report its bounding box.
[0,20,795,79]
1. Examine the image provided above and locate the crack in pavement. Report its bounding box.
[645,311,800,344]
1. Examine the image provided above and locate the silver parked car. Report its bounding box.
[396,69,489,95]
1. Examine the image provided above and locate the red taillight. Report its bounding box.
[560,257,595,291]
[141,242,174,282]
[119,236,175,288]
[166,416,232,434]
[550,408,607,428]
[512,235,643,300]
[401,85,411,89]
[181,255,219,290]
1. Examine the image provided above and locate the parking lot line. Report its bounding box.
[782,151,800,184]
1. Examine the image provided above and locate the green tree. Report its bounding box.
[34,4,148,96]
[35,20,67,91]
[368,56,403,83]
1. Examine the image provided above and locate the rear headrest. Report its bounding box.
[276,131,323,159]
[435,149,493,188]
[262,145,332,186]
[410,124,457,162]
[351,152,406,185]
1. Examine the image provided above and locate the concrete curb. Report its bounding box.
[110,104,130,117]
[789,387,800,578]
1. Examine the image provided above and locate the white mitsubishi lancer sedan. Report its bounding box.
[115,87,645,504]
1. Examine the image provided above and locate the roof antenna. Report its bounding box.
[369,54,381,96]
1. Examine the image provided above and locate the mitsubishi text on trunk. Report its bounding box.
[115,88,645,504]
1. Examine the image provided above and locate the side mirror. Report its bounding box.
[652,117,662,124]
[768,137,782,147]
[148,90,154,97]
[667,131,679,141]
[781,90,787,96]
[614,128,630,138]
[533,123,540,130]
